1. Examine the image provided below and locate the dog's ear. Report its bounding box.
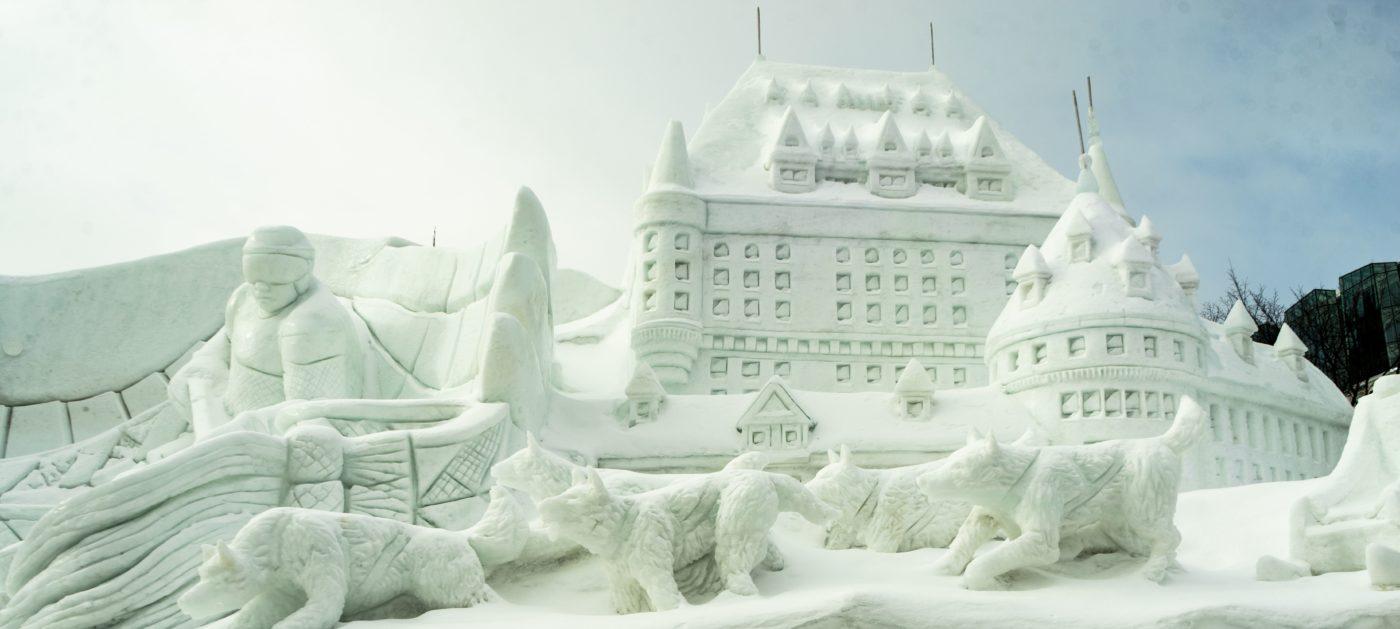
[200,543,216,562]
[966,427,983,446]
[986,433,1001,455]
[215,540,237,569]
[827,449,839,465]
[586,468,610,499]
[839,444,852,464]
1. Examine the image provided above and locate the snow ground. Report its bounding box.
[340,479,1400,628]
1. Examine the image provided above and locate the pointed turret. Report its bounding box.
[868,112,916,198]
[648,120,694,190]
[910,88,932,116]
[1274,323,1309,379]
[1012,245,1052,307]
[836,83,854,109]
[484,252,553,386]
[768,107,818,193]
[893,358,935,421]
[934,131,954,160]
[1075,154,1100,194]
[479,313,547,433]
[1133,215,1162,255]
[1065,207,1094,263]
[818,124,835,156]
[841,127,861,160]
[1086,106,1125,208]
[1224,300,1259,364]
[1168,254,1200,302]
[799,81,819,107]
[882,84,898,111]
[1111,235,1155,298]
[966,116,1013,200]
[765,78,786,104]
[944,92,963,118]
[623,362,667,427]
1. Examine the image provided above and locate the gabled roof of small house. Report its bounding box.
[625,362,666,399]
[736,376,814,429]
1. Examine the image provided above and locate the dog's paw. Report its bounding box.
[931,554,968,576]
[962,571,1012,591]
[725,573,760,596]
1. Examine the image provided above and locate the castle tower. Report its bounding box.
[631,120,706,386]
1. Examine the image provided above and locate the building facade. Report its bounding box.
[1286,261,1400,398]
[629,60,1075,395]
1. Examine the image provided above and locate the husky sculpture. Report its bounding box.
[178,487,528,628]
[918,396,1207,590]
[807,445,970,552]
[538,467,835,613]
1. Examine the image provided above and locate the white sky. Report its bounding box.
[0,0,1396,302]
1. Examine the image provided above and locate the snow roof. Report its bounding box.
[893,359,935,395]
[1225,301,1259,335]
[1275,323,1307,355]
[1011,244,1050,281]
[685,59,1074,213]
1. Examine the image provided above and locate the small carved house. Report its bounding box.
[736,376,814,450]
[623,363,666,427]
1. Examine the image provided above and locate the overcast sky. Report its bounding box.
[0,0,1396,305]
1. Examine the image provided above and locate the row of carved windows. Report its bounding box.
[834,272,965,296]
[834,246,963,267]
[1001,332,1199,375]
[712,241,790,261]
[1207,404,1334,463]
[1213,457,1316,485]
[713,268,791,290]
[1058,389,1179,420]
[835,363,966,386]
[642,230,691,253]
[834,301,967,326]
[711,297,792,321]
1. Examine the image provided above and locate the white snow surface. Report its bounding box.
[329,479,1400,628]
[686,59,1074,214]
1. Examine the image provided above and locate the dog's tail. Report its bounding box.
[1160,395,1207,454]
[769,473,838,525]
[723,451,768,471]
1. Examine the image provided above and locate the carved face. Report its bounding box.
[490,434,576,503]
[177,541,265,621]
[242,253,308,315]
[806,449,874,550]
[537,470,615,553]
[917,435,1010,503]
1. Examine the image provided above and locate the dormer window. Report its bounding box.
[884,142,897,151]
[981,146,994,158]
[785,135,799,147]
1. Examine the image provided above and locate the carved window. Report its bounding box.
[745,244,759,259]
[893,249,907,264]
[920,249,935,265]
[741,361,760,378]
[1164,394,1177,420]
[714,268,729,286]
[1173,340,1185,362]
[776,243,791,260]
[776,301,791,321]
[644,231,657,252]
[952,368,966,386]
[922,276,937,294]
[714,242,730,258]
[1144,335,1158,358]
[1106,334,1125,355]
[675,233,690,251]
[744,299,760,319]
[894,304,909,324]
[674,261,690,281]
[752,431,766,446]
[1032,343,1047,364]
[1006,280,1017,295]
[922,305,937,325]
[949,250,964,266]
[950,277,965,295]
[643,290,656,311]
[981,146,994,158]
[1006,351,1019,372]
[865,248,880,264]
[835,247,850,263]
[1060,392,1078,418]
[673,291,689,311]
[775,271,791,291]
[1125,391,1141,417]
[1104,390,1122,416]
[1146,392,1161,418]
[644,261,657,281]
[866,365,882,383]
[711,388,727,395]
[776,362,791,377]
[836,301,852,322]
[951,306,967,325]
[1004,252,1018,270]
[712,298,729,316]
[1068,336,1086,357]
[1082,390,1101,417]
[743,270,760,289]
[836,364,851,383]
[866,303,882,324]
[866,274,881,292]
[710,358,728,377]
[893,275,908,292]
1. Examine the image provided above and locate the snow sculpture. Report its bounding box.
[1010,245,1050,308]
[736,376,814,451]
[168,226,365,437]
[867,112,916,198]
[918,396,1206,589]
[807,445,967,552]
[892,358,935,421]
[1368,543,1400,590]
[1223,300,1258,364]
[768,107,817,193]
[1274,323,1309,380]
[622,363,666,427]
[537,467,834,613]
[179,487,526,628]
[1285,376,1400,575]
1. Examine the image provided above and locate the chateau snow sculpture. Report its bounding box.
[807,445,967,552]
[1281,375,1400,575]
[538,467,834,613]
[179,487,527,629]
[919,396,1206,589]
[628,60,1075,395]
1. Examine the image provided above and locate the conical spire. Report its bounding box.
[895,358,935,394]
[915,132,933,159]
[874,112,909,154]
[773,107,811,151]
[1275,323,1307,355]
[799,81,819,107]
[765,78,786,104]
[648,120,693,190]
[504,186,557,286]
[836,83,854,109]
[1168,254,1199,292]
[1111,234,1154,266]
[1065,207,1093,237]
[1086,106,1125,208]
[1224,300,1258,335]
[1075,154,1100,194]
[944,92,963,118]
[910,88,932,116]
[818,124,835,155]
[841,127,860,159]
[625,361,666,398]
[1012,245,1051,281]
[1132,215,1162,254]
[966,116,1002,161]
[933,131,954,160]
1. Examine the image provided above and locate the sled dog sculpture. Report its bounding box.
[807,444,970,552]
[918,396,1206,590]
[178,487,528,628]
[538,467,835,613]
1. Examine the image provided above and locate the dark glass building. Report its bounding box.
[1285,262,1400,397]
